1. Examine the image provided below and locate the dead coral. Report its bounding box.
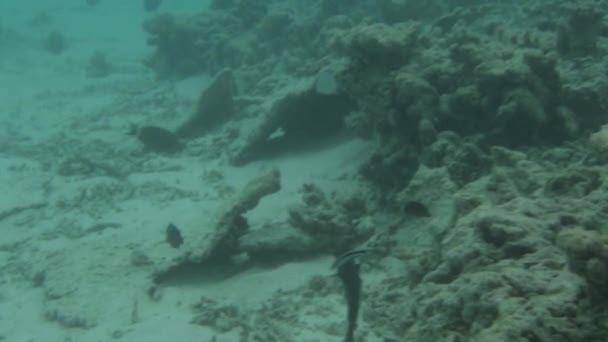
[556,0,604,57]
[143,2,303,80]
[153,168,281,283]
[288,183,373,254]
[191,296,240,332]
[396,165,457,234]
[390,72,439,144]
[589,125,608,157]
[197,168,281,261]
[420,132,492,187]
[544,168,601,198]
[363,145,608,340]
[238,223,317,262]
[557,227,608,302]
[175,69,237,138]
[398,192,602,340]
[472,50,568,145]
[230,78,355,166]
[333,22,420,68]
[336,14,593,167]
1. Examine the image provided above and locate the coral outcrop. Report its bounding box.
[153,169,281,282]
[176,68,237,138]
[368,146,608,341]
[556,0,604,57]
[287,183,374,255]
[557,227,608,301]
[230,75,355,166]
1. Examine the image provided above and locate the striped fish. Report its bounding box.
[333,248,369,342]
[332,248,369,269]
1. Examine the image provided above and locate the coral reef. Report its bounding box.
[334,21,421,69]
[556,0,604,57]
[370,147,608,340]
[230,76,355,166]
[287,183,374,254]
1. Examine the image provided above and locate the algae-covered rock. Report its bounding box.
[230,78,355,166]
[153,169,281,283]
[396,165,457,236]
[421,132,492,187]
[557,227,608,301]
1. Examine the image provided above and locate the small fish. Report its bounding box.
[334,248,368,342]
[129,124,183,153]
[165,223,183,248]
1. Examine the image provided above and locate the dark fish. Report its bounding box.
[403,201,431,217]
[165,223,183,248]
[129,124,182,153]
[334,248,368,342]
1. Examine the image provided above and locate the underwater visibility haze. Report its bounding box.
[1,0,608,341]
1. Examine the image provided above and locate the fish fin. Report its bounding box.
[332,248,369,270]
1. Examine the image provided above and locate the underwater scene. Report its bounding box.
[1,0,608,341]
